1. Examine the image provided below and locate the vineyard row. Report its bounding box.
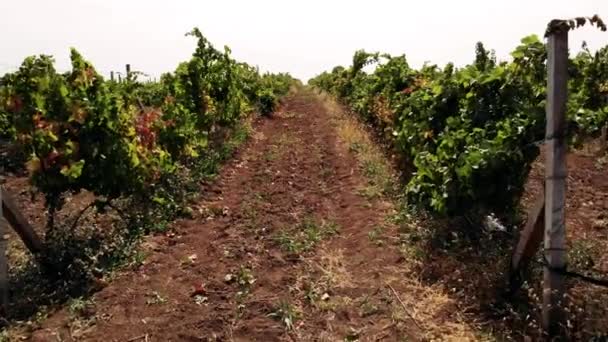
[309,34,608,218]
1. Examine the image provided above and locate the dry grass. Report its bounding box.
[292,247,353,306]
[315,89,493,341]
[383,270,491,341]
[315,247,353,290]
[319,92,397,200]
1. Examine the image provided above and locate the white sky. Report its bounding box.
[1,0,607,81]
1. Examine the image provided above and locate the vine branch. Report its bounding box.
[545,14,606,37]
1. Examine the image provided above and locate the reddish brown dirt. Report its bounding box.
[24,90,420,341]
[520,146,608,336]
[521,145,608,276]
[410,143,608,339]
[6,89,607,341]
[523,147,608,254]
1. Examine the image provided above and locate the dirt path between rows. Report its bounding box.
[26,89,457,341]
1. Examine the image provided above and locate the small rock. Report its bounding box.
[187,254,198,263]
[592,219,607,230]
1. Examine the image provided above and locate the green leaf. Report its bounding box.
[511,49,524,59]
[47,131,59,142]
[60,160,85,179]
[521,35,540,45]
[432,84,443,95]
[152,196,166,205]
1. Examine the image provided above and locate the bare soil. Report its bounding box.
[3,88,607,341]
[20,89,424,341]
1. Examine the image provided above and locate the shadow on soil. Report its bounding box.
[408,213,608,340]
[404,213,544,340]
[5,213,140,323]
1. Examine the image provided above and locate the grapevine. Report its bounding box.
[310,23,607,218]
[0,28,297,229]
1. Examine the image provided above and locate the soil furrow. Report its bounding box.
[29,89,426,341]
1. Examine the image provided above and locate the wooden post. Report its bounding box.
[0,189,8,315]
[543,29,568,336]
[126,64,131,81]
[510,193,545,293]
[1,188,43,255]
[110,71,115,82]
